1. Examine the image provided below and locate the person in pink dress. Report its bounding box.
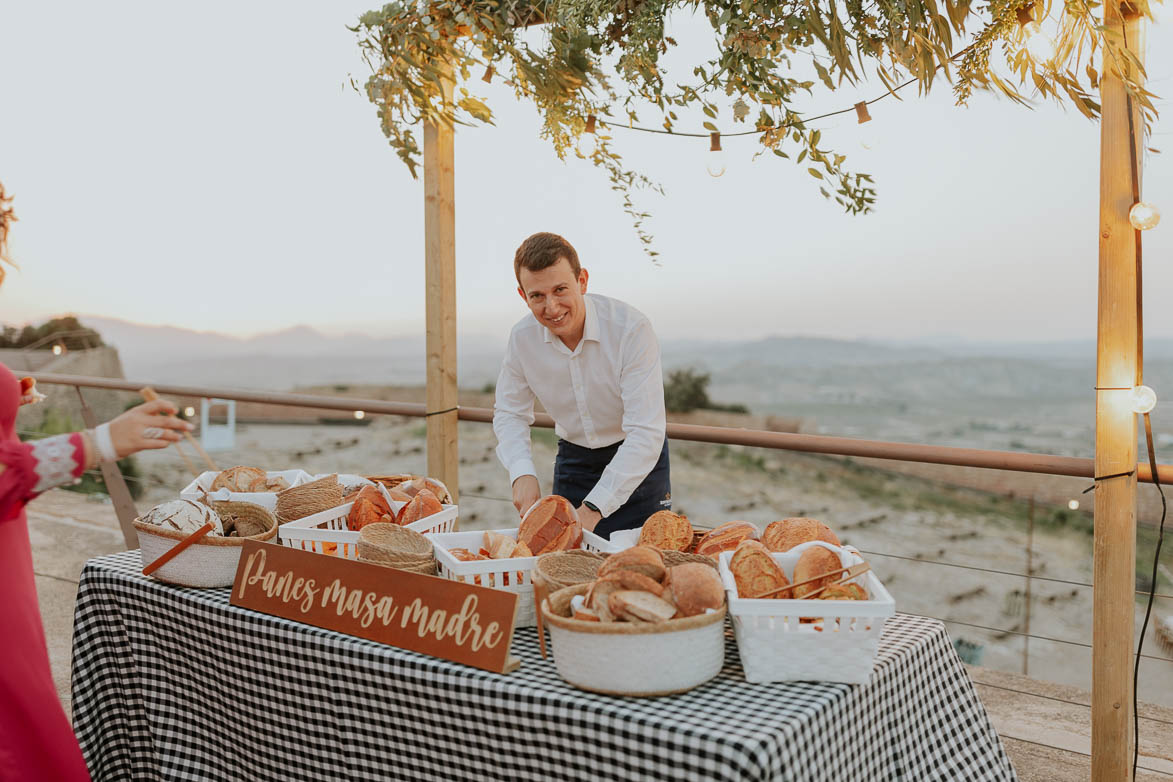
[0,183,193,780]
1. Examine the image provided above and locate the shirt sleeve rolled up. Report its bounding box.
[493,338,539,486]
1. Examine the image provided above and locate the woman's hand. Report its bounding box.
[107,399,194,459]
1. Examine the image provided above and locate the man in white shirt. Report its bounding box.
[493,232,670,539]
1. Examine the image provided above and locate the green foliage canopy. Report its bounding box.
[353,0,1158,254]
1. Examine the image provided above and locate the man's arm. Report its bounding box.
[493,341,541,516]
[581,318,666,525]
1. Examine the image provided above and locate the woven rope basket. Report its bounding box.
[534,550,606,593]
[541,582,727,696]
[135,503,278,588]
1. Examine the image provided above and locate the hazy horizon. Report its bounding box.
[1,3,1170,344]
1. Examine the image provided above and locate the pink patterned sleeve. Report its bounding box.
[0,433,87,522]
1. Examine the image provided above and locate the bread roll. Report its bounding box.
[761,517,841,553]
[211,466,268,493]
[664,563,725,617]
[597,545,667,583]
[728,540,790,599]
[396,489,443,526]
[638,511,694,552]
[694,520,758,557]
[347,485,393,531]
[608,590,677,623]
[792,546,843,598]
[819,583,868,600]
[518,495,582,555]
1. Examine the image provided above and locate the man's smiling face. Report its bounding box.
[518,257,589,349]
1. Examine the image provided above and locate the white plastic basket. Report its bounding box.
[277,485,458,559]
[718,541,896,685]
[581,529,616,554]
[429,528,541,628]
[180,469,312,510]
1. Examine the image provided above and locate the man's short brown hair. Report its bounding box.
[514,232,580,285]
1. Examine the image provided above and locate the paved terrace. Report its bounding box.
[26,489,1173,780]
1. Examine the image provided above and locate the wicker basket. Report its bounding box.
[718,541,896,684]
[541,582,727,696]
[534,550,607,593]
[135,503,278,588]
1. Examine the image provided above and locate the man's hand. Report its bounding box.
[512,475,541,518]
[577,505,602,533]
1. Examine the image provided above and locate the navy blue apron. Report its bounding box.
[553,438,671,539]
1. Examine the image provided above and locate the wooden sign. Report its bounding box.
[230,541,520,673]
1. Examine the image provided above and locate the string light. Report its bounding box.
[51,344,63,355]
[1131,385,1157,414]
[706,131,727,177]
[855,101,877,150]
[578,114,598,157]
[1068,499,1080,511]
[482,65,493,83]
[354,410,366,420]
[1129,201,1161,230]
[183,406,196,418]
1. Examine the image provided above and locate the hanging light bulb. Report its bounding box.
[354,410,366,420]
[706,132,727,177]
[1130,385,1157,414]
[855,101,877,150]
[1068,499,1080,511]
[52,344,63,355]
[1129,201,1161,230]
[183,406,196,418]
[578,115,598,157]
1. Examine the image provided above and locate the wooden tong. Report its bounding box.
[142,522,214,577]
[139,387,218,474]
[758,562,871,600]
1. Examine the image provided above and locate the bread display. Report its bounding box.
[347,485,393,531]
[276,474,343,523]
[210,466,269,493]
[571,546,726,625]
[694,520,758,557]
[518,495,582,555]
[138,499,224,536]
[637,511,694,552]
[761,518,841,553]
[663,563,725,617]
[728,540,791,599]
[396,489,443,526]
[792,546,843,599]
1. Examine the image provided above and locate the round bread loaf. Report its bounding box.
[819,583,868,600]
[210,466,268,492]
[597,545,666,583]
[761,517,840,553]
[593,570,665,597]
[728,539,790,598]
[397,489,443,526]
[138,499,223,536]
[638,511,694,552]
[664,563,725,617]
[792,546,843,598]
[519,495,582,555]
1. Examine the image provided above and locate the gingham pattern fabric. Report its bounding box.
[72,551,1016,782]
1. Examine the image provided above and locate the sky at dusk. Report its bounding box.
[1,2,1171,344]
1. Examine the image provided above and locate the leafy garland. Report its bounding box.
[353,0,1156,256]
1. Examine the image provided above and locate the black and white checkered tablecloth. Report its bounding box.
[72,551,1016,782]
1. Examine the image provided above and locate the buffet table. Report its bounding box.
[72,551,1016,781]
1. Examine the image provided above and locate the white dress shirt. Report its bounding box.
[493,294,667,518]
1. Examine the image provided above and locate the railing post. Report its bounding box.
[1092,3,1145,776]
[423,58,460,505]
[74,386,139,549]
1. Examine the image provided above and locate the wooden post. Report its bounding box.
[1092,4,1144,777]
[74,386,139,549]
[1023,497,1034,676]
[423,62,460,505]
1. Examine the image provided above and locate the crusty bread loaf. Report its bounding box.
[396,489,443,526]
[694,520,758,557]
[484,531,518,559]
[819,583,868,600]
[761,517,841,553]
[587,578,620,621]
[792,546,843,598]
[596,545,667,583]
[518,495,582,555]
[211,466,268,492]
[448,547,488,562]
[593,570,665,597]
[608,590,678,623]
[664,563,725,617]
[347,485,393,531]
[573,607,601,622]
[728,540,790,599]
[638,511,694,552]
[512,540,533,558]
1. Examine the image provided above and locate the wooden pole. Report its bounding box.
[1092,4,1144,777]
[423,61,460,505]
[74,387,139,549]
[1023,497,1034,676]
